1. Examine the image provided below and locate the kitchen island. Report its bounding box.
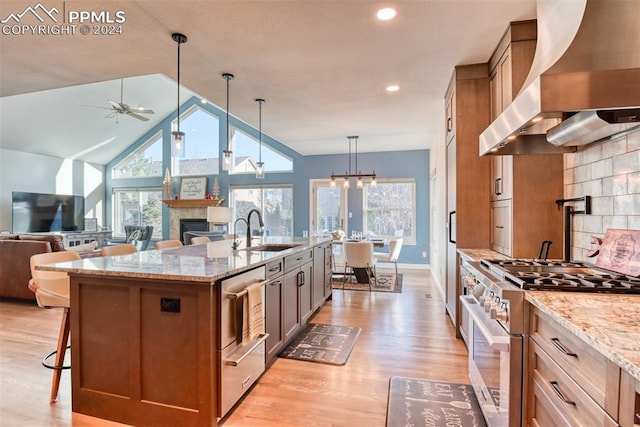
[39,236,332,427]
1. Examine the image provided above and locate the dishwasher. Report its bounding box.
[218,265,269,418]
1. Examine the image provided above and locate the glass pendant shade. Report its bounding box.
[256,161,265,179]
[329,136,375,190]
[330,177,336,188]
[171,130,185,158]
[357,176,364,189]
[222,150,232,171]
[343,178,350,189]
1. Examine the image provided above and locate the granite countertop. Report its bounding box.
[38,236,330,283]
[457,248,510,262]
[526,292,640,383]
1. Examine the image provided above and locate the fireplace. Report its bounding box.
[179,218,208,243]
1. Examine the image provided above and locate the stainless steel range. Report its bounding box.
[460,253,640,427]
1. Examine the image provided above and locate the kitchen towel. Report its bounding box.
[243,281,264,345]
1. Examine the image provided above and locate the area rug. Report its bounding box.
[332,273,403,293]
[386,377,486,427]
[279,323,361,366]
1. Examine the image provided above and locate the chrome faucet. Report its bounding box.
[231,218,248,250]
[246,209,264,248]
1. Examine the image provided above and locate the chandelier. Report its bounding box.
[330,136,376,189]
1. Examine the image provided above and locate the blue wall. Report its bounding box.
[106,97,430,265]
[303,151,430,265]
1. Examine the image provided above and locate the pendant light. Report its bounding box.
[171,33,187,158]
[255,98,265,179]
[222,73,234,171]
[329,136,376,189]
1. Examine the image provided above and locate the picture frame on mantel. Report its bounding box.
[180,177,207,200]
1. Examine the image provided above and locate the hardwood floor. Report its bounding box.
[0,269,469,426]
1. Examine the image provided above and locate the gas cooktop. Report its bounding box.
[480,258,640,294]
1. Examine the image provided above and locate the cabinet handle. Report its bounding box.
[495,226,504,229]
[447,117,452,132]
[448,211,456,244]
[268,266,280,272]
[269,280,282,286]
[495,178,502,195]
[549,381,576,405]
[551,337,578,357]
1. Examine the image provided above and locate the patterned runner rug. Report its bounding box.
[386,377,487,427]
[332,272,403,293]
[279,323,361,366]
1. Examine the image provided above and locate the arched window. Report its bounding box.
[229,127,293,175]
[112,131,163,179]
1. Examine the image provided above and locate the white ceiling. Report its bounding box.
[0,0,537,165]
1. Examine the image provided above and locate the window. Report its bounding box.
[173,106,220,176]
[363,180,415,243]
[112,132,163,179]
[229,127,293,174]
[112,189,163,238]
[230,186,293,237]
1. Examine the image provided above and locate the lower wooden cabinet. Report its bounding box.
[619,370,640,427]
[264,274,284,366]
[528,306,621,426]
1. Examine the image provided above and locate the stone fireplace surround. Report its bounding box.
[169,207,209,241]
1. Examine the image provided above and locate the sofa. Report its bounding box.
[0,234,65,301]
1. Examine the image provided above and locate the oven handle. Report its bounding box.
[460,296,510,352]
[225,333,269,366]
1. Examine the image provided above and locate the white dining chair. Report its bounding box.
[374,237,403,277]
[343,241,377,291]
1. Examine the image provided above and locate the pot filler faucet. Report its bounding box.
[555,196,591,262]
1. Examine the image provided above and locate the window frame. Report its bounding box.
[111,187,163,239]
[228,126,294,175]
[172,105,221,177]
[362,178,416,244]
[111,131,163,179]
[229,184,294,237]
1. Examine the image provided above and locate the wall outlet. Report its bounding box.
[422,251,427,258]
[348,212,352,218]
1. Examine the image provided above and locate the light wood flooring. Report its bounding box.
[0,269,470,426]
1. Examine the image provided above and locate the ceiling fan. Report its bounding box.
[84,79,155,122]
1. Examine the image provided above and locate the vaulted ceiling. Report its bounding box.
[0,0,536,164]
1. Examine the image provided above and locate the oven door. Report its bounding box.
[461,295,522,427]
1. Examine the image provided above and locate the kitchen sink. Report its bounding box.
[242,243,302,252]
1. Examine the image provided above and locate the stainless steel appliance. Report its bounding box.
[460,255,640,427]
[219,266,269,418]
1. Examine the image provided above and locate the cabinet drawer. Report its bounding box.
[284,250,313,273]
[528,339,617,427]
[265,260,283,280]
[490,200,511,256]
[530,308,620,412]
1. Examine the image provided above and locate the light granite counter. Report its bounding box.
[458,248,509,262]
[526,292,640,383]
[39,236,330,283]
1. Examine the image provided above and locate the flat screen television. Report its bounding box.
[12,191,85,233]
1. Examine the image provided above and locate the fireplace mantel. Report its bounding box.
[162,199,224,208]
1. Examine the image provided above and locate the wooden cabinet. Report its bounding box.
[528,307,621,426]
[283,249,313,343]
[312,243,331,311]
[486,20,564,259]
[264,260,284,366]
[619,371,640,427]
[444,64,491,334]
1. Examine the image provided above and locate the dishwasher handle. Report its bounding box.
[225,333,269,366]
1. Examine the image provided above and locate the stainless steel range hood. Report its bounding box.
[480,0,640,156]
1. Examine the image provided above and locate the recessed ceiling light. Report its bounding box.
[201,99,208,104]
[386,84,400,92]
[377,7,397,21]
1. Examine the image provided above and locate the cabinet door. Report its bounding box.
[445,87,456,142]
[499,49,512,109]
[491,200,512,256]
[490,156,513,201]
[324,244,333,298]
[264,276,283,365]
[489,69,500,121]
[312,245,326,310]
[299,262,313,324]
[283,269,300,343]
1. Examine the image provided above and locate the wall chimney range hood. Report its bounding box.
[480,0,640,156]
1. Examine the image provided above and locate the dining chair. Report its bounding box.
[374,237,403,277]
[28,250,81,403]
[343,241,377,291]
[190,236,211,245]
[154,239,183,249]
[101,243,138,256]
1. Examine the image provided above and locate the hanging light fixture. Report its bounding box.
[255,98,265,179]
[222,73,234,171]
[330,136,376,189]
[171,33,187,158]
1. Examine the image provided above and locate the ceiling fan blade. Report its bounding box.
[105,112,118,118]
[108,100,123,110]
[127,111,150,122]
[135,108,155,115]
[83,104,112,110]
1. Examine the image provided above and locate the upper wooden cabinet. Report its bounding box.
[488,20,537,120]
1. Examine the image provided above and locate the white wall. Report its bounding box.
[0,148,105,232]
[564,130,640,261]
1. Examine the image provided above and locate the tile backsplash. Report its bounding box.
[564,130,640,261]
